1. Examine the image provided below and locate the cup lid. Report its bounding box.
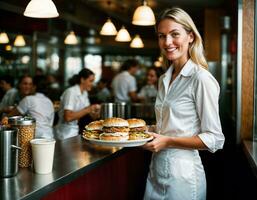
[8,116,36,125]
[30,138,56,145]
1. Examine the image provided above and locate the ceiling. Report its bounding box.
[0,0,233,49]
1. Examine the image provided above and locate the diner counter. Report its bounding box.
[0,136,144,200]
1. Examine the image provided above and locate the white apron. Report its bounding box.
[144,149,206,200]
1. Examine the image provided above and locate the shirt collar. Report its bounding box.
[74,84,88,96]
[163,59,196,79]
[179,59,195,77]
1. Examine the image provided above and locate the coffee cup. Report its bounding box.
[30,138,56,174]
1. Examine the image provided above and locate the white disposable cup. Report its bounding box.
[30,139,56,174]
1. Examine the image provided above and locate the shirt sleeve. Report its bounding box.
[61,89,77,111]
[193,71,225,153]
[138,86,146,98]
[17,97,29,114]
[128,77,137,92]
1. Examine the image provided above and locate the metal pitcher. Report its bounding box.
[0,127,21,178]
[100,103,116,119]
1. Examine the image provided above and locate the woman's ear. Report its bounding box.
[189,32,194,43]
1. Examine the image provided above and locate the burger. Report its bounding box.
[99,117,130,141]
[83,120,103,139]
[127,118,149,140]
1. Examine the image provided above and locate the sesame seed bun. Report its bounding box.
[103,117,129,127]
[85,120,104,131]
[127,118,146,128]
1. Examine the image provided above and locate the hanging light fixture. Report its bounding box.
[132,0,156,26]
[100,18,117,36]
[115,26,131,42]
[14,35,26,47]
[0,32,9,44]
[130,35,144,48]
[24,0,59,18]
[5,45,12,51]
[64,31,78,45]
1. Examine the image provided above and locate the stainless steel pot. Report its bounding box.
[100,103,116,119]
[0,127,21,178]
[116,102,130,119]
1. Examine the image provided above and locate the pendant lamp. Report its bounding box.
[0,32,9,44]
[24,0,59,18]
[5,45,12,51]
[100,18,117,36]
[115,26,131,42]
[132,0,156,26]
[130,35,144,48]
[64,31,78,45]
[14,35,26,47]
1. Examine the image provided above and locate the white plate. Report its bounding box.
[82,134,153,147]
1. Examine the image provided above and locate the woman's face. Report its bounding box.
[157,19,194,65]
[19,77,33,96]
[147,69,158,85]
[81,75,95,91]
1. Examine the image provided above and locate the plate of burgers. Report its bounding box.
[82,117,153,147]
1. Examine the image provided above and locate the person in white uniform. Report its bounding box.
[143,7,225,200]
[111,59,140,103]
[0,75,18,115]
[9,75,54,139]
[138,67,162,103]
[55,68,100,140]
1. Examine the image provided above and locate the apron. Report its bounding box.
[144,148,206,200]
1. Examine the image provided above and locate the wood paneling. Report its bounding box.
[204,9,223,61]
[241,0,255,139]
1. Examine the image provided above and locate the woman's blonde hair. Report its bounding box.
[156,7,208,69]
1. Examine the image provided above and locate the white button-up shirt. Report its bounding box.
[17,93,54,139]
[111,71,137,102]
[155,59,224,153]
[0,88,18,110]
[55,84,90,140]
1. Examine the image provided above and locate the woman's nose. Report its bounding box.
[164,35,173,45]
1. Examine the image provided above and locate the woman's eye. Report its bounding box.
[171,32,179,37]
[158,34,166,39]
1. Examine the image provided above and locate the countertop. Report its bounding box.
[0,136,125,200]
[243,140,257,178]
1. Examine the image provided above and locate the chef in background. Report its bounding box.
[111,59,140,103]
[9,75,54,139]
[55,68,100,140]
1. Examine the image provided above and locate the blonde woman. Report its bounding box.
[143,7,225,200]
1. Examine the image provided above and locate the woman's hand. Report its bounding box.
[89,104,101,119]
[142,133,170,152]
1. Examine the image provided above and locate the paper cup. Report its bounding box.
[30,139,56,174]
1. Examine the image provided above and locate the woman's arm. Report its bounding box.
[8,108,21,117]
[143,133,208,153]
[64,104,100,122]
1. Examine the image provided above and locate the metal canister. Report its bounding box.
[0,127,21,178]
[100,103,116,119]
[116,102,130,119]
[8,116,36,168]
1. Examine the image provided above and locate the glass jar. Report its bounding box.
[8,116,36,168]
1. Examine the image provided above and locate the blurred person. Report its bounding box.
[138,67,162,103]
[46,74,61,101]
[111,59,140,103]
[14,75,33,105]
[95,78,111,103]
[142,7,224,200]
[55,68,101,140]
[46,74,60,90]
[9,75,55,139]
[0,75,18,115]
